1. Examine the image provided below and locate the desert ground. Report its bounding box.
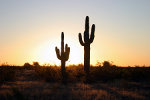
[0,65,150,100]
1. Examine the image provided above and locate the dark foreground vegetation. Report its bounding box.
[34,65,150,83]
[0,62,150,100]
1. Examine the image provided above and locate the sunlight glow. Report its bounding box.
[32,37,83,65]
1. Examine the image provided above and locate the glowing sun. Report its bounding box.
[32,38,83,65]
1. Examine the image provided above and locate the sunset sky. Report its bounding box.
[0,0,150,66]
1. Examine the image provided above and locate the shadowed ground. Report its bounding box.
[0,68,150,100]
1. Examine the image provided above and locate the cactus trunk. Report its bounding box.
[84,44,90,75]
[61,60,66,80]
[61,32,65,75]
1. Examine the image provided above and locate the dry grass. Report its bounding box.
[33,65,150,83]
[0,66,17,83]
[0,81,150,100]
[0,65,150,100]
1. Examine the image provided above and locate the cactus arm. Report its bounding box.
[64,44,70,61]
[65,44,68,48]
[89,24,95,43]
[55,47,61,60]
[79,33,85,46]
[65,44,69,52]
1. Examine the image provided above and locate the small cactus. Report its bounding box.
[78,16,95,79]
[55,32,70,81]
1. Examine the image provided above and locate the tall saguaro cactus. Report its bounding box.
[55,32,70,79]
[78,16,95,78]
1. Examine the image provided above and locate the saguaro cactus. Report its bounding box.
[55,32,70,79]
[78,16,95,77]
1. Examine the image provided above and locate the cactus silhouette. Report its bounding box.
[78,16,95,79]
[55,32,70,81]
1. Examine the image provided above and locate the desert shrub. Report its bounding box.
[34,65,86,83]
[33,64,150,83]
[33,62,40,67]
[102,61,111,67]
[0,66,16,83]
[102,61,116,68]
[23,62,32,69]
[91,66,150,82]
[91,67,119,82]
[34,66,61,82]
[66,65,85,82]
[129,67,150,81]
